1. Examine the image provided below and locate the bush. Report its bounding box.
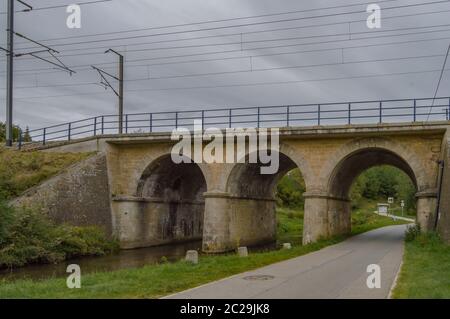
[405,224,421,242]
[276,169,305,208]
[0,202,118,269]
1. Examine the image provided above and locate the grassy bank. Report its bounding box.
[276,207,303,245]
[0,209,405,299]
[392,232,450,299]
[0,202,118,269]
[351,208,408,234]
[0,147,90,199]
[0,148,116,269]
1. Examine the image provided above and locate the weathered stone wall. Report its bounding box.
[228,197,277,247]
[12,153,113,235]
[438,130,450,243]
[112,198,204,249]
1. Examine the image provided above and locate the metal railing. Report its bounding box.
[19,97,450,149]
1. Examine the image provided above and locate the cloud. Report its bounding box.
[0,0,449,130]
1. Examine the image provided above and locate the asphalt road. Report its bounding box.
[166,225,407,299]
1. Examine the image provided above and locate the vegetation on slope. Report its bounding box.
[0,147,90,200]
[0,202,118,269]
[276,165,417,215]
[393,228,450,299]
[0,146,115,269]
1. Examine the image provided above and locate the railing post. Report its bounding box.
[125,114,128,133]
[413,99,417,122]
[348,103,351,125]
[448,98,450,121]
[317,104,321,126]
[149,113,153,132]
[18,129,22,150]
[229,109,232,128]
[101,116,104,135]
[175,112,178,129]
[68,123,71,141]
[93,117,97,136]
[379,101,383,123]
[287,106,290,127]
[43,128,46,146]
[201,110,205,131]
[257,107,260,128]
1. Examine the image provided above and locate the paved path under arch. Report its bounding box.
[165,225,407,299]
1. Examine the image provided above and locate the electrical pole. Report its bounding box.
[6,0,14,147]
[94,49,124,134]
[118,53,124,134]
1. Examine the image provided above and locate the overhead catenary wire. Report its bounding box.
[5,67,449,101]
[13,6,450,56]
[16,0,447,47]
[0,0,113,14]
[4,53,448,91]
[11,22,450,62]
[5,25,450,75]
[14,0,450,52]
[427,43,450,120]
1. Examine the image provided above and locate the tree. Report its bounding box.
[0,122,31,143]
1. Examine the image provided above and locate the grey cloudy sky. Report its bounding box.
[1,0,450,130]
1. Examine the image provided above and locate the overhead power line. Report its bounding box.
[4,52,447,90]
[15,0,450,51]
[427,44,450,120]
[11,22,450,63]
[14,7,450,56]
[0,0,113,14]
[8,67,450,101]
[5,29,450,76]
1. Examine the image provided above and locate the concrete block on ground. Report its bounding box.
[185,250,199,264]
[237,247,248,257]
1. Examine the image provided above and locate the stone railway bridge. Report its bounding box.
[15,122,450,251]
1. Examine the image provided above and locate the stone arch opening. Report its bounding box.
[136,154,206,244]
[227,152,299,198]
[329,147,417,200]
[225,152,304,247]
[325,147,418,237]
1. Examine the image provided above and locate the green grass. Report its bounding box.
[0,208,404,299]
[351,209,408,235]
[276,207,303,245]
[392,232,450,299]
[0,202,119,269]
[0,147,91,200]
[0,149,116,270]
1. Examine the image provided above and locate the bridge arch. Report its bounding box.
[129,154,207,246]
[320,137,432,193]
[136,153,207,201]
[226,151,300,198]
[227,142,314,192]
[302,137,438,244]
[328,147,417,200]
[207,149,306,251]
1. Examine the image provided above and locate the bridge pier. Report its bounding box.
[202,192,277,253]
[303,192,351,244]
[202,192,232,253]
[416,191,438,232]
[112,196,204,249]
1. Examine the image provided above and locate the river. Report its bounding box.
[0,240,280,282]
